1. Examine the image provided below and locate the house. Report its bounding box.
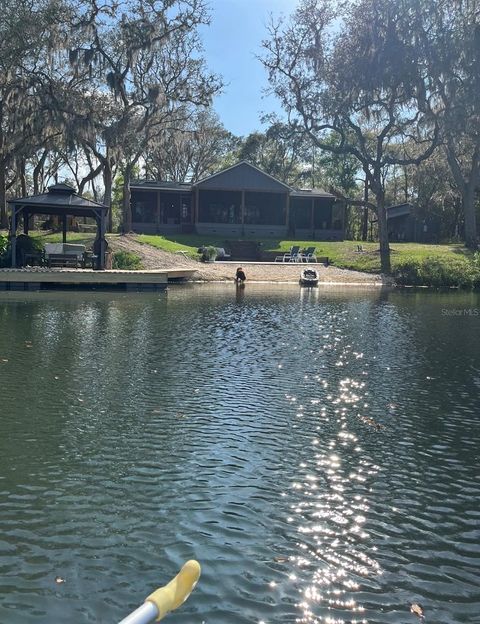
[130,161,345,240]
[387,202,440,243]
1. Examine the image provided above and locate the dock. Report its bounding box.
[0,268,196,291]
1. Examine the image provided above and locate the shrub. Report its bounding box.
[0,234,9,267]
[202,245,218,262]
[394,255,480,289]
[0,234,43,267]
[112,250,143,270]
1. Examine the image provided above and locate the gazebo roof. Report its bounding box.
[8,183,108,218]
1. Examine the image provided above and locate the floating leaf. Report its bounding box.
[410,603,424,617]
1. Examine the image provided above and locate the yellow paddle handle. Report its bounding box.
[145,560,201,621]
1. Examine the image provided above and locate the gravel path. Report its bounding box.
[108,234,387,285]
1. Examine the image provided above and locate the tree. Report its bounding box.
[145,109,236,182]
[236,120,308,186]
[262,0,439,272]
[418,0,480,249]
[0,0,72,226]
[68,0,221,232]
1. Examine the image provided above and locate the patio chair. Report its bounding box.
[301,246,317,262]
[282,245,301,262]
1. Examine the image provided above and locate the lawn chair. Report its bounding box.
[301,246,317,262]
[119,560,200,624]
[282,245,301,262]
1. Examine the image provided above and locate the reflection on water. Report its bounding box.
[0,286,479,624]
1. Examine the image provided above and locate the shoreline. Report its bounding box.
[187,278,388,286]
[109,234,388,286]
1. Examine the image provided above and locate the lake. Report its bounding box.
[0,285,479,624]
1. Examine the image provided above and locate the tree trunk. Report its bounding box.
[362,177,369,241]
[463,184,478,250]
[122,164,133,233]
[33,150,48,195]
[376,189,391,274]
[445,143,479,250]
[19,159,27,197]
[0,163,7,228]
[103,165,113,232]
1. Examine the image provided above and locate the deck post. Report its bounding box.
[194,187,199,228]
[11,205,17,268]
[156,190,161,233]
[311,198,315,237]
[285,192,290,234]
[241,190,245,236]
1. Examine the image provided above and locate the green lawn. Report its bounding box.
[137,233,473,274]
[28,231,97,247]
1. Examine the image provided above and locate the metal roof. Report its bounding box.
[9,183,108,217]
[386,202,414,219]
[290,188,335,199]
[194,161,291,192]
[130,180,192,192]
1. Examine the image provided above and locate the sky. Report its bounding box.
[199,0,295,137]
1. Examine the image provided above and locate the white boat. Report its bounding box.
[300,268,319,286]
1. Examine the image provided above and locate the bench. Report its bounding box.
[77,223,97,233]
[44,243,87,268]
[47,254,81,268]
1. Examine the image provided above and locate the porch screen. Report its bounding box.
[198,190,241,223]
[291,198,311,228]
[244,192,286,225]
[160,192,181,224]
[313,199,333,229]
[131,191,156,223]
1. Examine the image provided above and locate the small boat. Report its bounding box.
[300,268,319,286]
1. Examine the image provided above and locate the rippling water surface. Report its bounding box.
[0,285,479,624]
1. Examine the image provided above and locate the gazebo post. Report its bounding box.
[23,211,29,235]
[62,215,67,243]
[11,205,18,268]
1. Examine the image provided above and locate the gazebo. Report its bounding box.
[8,183,109,269]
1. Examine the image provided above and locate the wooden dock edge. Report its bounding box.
[0,268,196,291]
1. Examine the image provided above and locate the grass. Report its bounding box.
[28,231,97,247]
[137,233,474,273]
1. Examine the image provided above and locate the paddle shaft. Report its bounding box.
[118,601,158,624]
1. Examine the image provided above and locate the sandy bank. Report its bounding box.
[109,234,388,286]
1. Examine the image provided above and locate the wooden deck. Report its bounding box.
[0,267,196,291]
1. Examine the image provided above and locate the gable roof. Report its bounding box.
[194,161,291,192]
